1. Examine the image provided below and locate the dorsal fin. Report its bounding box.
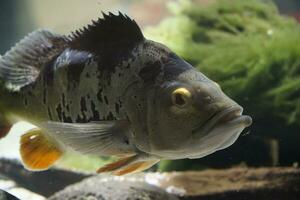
[68,12,144,67]
[0,29,68,91]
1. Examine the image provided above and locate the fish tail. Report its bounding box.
[0,123,12,140]
[0,113,12,140]
[0,29,61,139]
[0,62,13,140]
[20,128,64,171]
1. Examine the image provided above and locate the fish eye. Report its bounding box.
[171,88,192,107]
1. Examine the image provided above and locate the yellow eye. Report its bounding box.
[172,88,192,107]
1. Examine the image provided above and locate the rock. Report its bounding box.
[49,167,300,200]
[0,158,90,197]
[48,176,179,200]
[0,189,19,200]
[145,167,300,200]
[0,175,45,200]
[1,158,299,200]
[5,188,45,200]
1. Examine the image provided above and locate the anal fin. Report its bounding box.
[20,128,63,171]
[97,154,160,176]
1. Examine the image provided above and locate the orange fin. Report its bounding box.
[20,128,63,171]
[97,154,159,176]
[96,155,136,173]
[113,160,159,176]
[0,124,12,139]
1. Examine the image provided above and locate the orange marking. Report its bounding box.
[114,160,159,176]
[113,162,145,176]
[20,129,63,170]
[96,155,136,173]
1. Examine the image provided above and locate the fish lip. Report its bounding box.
[193,105,251,135]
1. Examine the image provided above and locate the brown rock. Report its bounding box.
[48,176,179,200]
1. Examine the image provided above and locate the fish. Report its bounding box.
[0,12,252,175]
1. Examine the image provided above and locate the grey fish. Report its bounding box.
[0,12,252,175]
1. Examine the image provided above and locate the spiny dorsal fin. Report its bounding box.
[0,29,68,91]
[68,12,144,66]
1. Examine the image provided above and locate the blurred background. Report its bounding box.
[0,0,300,173]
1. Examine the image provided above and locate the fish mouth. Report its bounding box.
[193,105,252,136]
[186,105,252,159]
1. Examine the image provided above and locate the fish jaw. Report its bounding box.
[144,105,252,160]
[186,105,252,159]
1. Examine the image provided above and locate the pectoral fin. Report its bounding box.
[42,120,133,156]
[97,154,160,176]
[20,128,63,171]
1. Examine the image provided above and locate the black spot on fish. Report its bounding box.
[47,107,53,120]
[43,89,47,104]
[86,72,90,78]
[65,51,91,90]
[27,91,34,97]
[115,103,120,114]
[90,101,100,121]
[56,104,63,121]
[24,98,28,106]
[97,88,103,103]
[124,138,129,145]
[104,96,109,105]
[137,103,142,109]
[80,97,87,112]
[118,99,122,104]
[106,111,116,120]
[80,97,87,121]
[67,65,84,89]
[139,61,161,82]
[62,93,66,107]
[62,112,72,123]
[76,115,86,123]
[163,53,192,78]
[66,104,70,112]
[43,61,55,86]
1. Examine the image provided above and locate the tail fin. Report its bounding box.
[0,124,12,139]
[0,29,68,139]
[0,114,12,139]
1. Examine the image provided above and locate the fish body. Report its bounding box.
[0,13,252,175]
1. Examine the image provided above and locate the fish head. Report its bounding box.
[126,42,252,159]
